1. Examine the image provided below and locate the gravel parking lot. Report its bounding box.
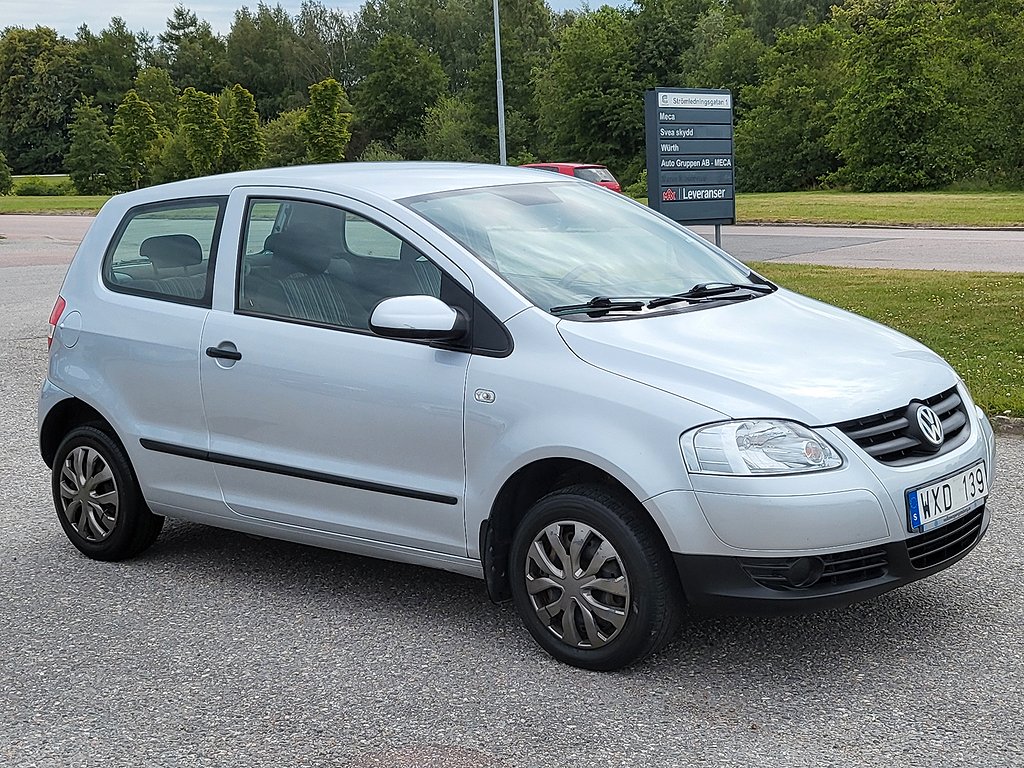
[2,241,1022,767]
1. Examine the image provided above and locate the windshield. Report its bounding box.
[404,182,755,317]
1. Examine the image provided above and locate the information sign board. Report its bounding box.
[644,88,735,226]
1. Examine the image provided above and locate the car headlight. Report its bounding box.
[681,420,843,476]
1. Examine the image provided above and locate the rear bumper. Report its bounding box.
[672,505,988,615]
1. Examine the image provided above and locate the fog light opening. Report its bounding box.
[785,556,825,589]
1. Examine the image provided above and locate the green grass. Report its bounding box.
[12,174,71,184]
[752,262,1024,416]
[737,191,1024,227]
[3,188,1024,225]
[0,195,108,214]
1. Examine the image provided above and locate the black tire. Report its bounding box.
[509,483,682,670]
[51,424,164,561]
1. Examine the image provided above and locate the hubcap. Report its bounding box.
[59,446,119,542]
[524,521,630,649]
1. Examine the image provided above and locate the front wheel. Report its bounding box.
[509,484,682,670]
[51,425,163,561]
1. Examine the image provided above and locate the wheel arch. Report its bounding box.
[40,397,114,468]
[479,457,673,602]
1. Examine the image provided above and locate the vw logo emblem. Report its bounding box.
[915,405,944,447]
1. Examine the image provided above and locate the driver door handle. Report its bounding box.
[206,346,242,361]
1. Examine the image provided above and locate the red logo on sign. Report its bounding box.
[662,189,676,202]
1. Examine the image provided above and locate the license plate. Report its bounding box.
[906,461,988,533]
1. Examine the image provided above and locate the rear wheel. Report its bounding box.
[509,484,682,670]
[52,425,163,561]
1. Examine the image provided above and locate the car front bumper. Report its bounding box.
[644,398,996,614]
[672,504,988,614]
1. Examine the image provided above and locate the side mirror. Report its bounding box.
[369,295,467,341]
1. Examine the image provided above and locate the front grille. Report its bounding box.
[907,507,985,570]
[835,386,970,466]
[741,545,888,591]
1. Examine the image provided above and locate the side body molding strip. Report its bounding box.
[139,439,459,505]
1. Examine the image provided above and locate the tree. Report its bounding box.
[150,130,193,184]
[294,1,361,91]
[0,26,81,173]
[134,67,179,132]
[355,34,447,145]
[735,23,844,191]
[262,108,307,167]
[75,17,139,115]
[113,90,160,188]
[466,0,554,161]
[222,84,265,172]
[945,0,1024,185]
[535,8,643,176]
[225,4,306,118]
[675,7,765,117]
[67,98,121,194]
[743,0,837,43]
[178,87,228,176]
[828,0,972,191]
[358,141,405,161]
[631,0,716,85]
[422,95,488,162]
[354,0,491,91]
[0,150,11,194]
[156,5,227,93]
[301,78,353,163]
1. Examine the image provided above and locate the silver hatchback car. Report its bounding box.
[40,163,996,669]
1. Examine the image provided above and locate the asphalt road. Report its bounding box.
[2,223,1023,767]
[693,224,1024,271]
[5,214,1024,272]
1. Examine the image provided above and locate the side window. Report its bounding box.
[237,199,443,333]
[103,198,225,306]
[344,212,402,259]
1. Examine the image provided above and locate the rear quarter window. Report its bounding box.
[573,167,616,183]
[102,198,227,306]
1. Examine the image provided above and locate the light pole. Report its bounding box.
[492,0,507,165]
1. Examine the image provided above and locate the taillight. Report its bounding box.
[47,296,66,349]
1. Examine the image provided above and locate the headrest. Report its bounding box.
[265,229,331,277]
[288,203,345,233]
[140,234,203,268]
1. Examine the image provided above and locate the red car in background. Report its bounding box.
[520,162,622,192]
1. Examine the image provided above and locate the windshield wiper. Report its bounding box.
[550,296,647,316]
[647,282,775,309]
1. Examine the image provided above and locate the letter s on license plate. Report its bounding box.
[906,461,988,533]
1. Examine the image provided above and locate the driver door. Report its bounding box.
[199,190,471,555]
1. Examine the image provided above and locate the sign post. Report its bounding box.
[644,88,735,246]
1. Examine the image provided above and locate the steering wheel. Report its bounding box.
[557,263,613,289]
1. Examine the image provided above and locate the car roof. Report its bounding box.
[117,162,562,206]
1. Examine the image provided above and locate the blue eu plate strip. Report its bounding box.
[908,491,921,530]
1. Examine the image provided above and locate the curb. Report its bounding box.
[728,222,1024,231]
[992,416,1024,435]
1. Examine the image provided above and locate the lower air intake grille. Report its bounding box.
[907,507,985,570]
[741,545,888,592]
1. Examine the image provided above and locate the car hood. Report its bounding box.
[556,289,957,426]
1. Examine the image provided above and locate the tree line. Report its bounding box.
[1,0,1023,195]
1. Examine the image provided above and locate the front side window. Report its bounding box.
[103,198,225,305]
[237,198,442,332]
[404,182,755,317]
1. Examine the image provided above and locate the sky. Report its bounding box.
[0,1,339,35]
[0,0,579,37]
